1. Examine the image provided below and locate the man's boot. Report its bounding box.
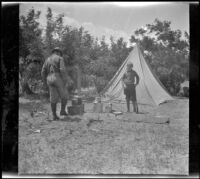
[51,103,59,120]
[126,99,130,112]
[60,99,68,116]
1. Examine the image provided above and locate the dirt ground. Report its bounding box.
[19,96,189,175]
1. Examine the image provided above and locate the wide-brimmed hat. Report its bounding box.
[52,47,62,54]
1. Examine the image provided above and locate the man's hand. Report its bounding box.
[122,81,126,89]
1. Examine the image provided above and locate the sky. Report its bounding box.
[20,2,190,45]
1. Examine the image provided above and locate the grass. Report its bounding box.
[19,96,189,175]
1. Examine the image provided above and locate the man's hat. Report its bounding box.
[52,47,62,54]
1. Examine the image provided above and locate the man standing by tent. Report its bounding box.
[41,47,73,120]
[122,62,140,113]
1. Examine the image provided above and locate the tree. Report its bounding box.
[19,8,189,97]
[90,37,101,61]
[54,13,65,41]
[19,8,44,94]
[129,18,189,95]
[44,7,55,56]
[110,37,129,66]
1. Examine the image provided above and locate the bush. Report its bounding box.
[81,74,95,88]
[93,76,108,94]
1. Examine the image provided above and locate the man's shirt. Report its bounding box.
[122,69,140,86]
[41,54,68,84]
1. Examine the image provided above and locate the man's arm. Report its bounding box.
[135,71,140,86]
[122,73,126,88]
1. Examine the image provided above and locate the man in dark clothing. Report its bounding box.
[41,47,73,120]
[122,62,140,113]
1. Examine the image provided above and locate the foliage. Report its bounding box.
[130,18,189,95]
[19,8,44,63]
[93,76,109,94]
[19,8,189,96]
[19,8,44,94]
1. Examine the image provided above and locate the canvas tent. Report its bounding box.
[102,43,174,106]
